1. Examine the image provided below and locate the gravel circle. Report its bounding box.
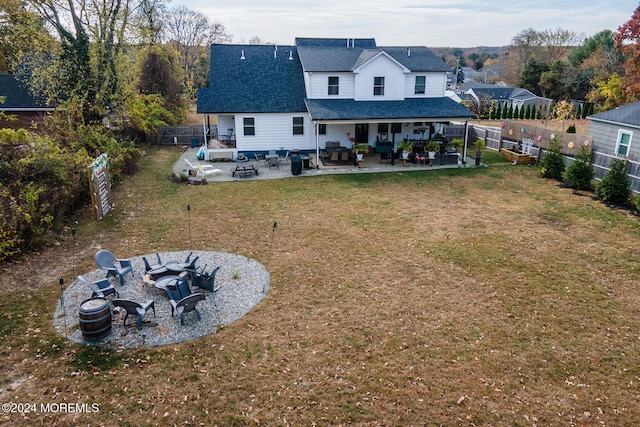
[53,250,269,349]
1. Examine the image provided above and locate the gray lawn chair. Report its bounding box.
[268,155,279,169]
[193,266,221,292]
[164,282,206,325]
[142,253,163,272]
[77,275,118,298]
[112,299,156,329]
[95,249,133,284]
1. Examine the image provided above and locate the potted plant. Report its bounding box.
[352,143,370,167]
[398,140,414,166]
[450,138,464,153]
[426,140,439,161]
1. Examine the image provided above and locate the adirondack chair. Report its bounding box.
[112,299,156,329]
[192,266,221,292]
[184,159,222,180]
[77,275,118,298]
[142,253,163,272]
[164,280,206,325]
[94,249,133,285]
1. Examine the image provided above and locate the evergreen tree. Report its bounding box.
[564,142,595,190]
[539,135,565,180]
[508,104,514,119]
[513,105,520,120]
[595,158,631,203]
[525,104,531,119]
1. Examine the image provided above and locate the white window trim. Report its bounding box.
[615,129,632,158]
[243,117,255,136]
[414,75,426,94]
[328,76,339,96]
[373,76,385,96]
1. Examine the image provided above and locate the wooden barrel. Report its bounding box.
[79,297,112,340]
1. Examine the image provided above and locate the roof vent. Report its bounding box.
[240,49,245,60]
[289,50,294,60]
[407,48,411,57]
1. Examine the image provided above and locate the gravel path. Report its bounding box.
[53,251,269,349]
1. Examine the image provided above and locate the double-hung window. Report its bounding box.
[414,76,426,94]
[616,130,632,157]
[293,117,304,135]
[243,117,255,136]
[373,77,385,96]
[328,76,339,95]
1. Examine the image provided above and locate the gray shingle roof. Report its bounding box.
[470,87,514,101]
[197,44,307,114]
[296,39,451,73]
[295,38,377,48]
[305,98,475,121]
[589,101,640,128]
[0,74,50,110]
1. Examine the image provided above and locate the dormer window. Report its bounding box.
[328,76,339,95]
[414,76,426,94]
[373,77,385,96]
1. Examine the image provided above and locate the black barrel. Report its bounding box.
[291,154,302,175]
[79,297,112,340]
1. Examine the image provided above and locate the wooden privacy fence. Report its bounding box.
[150,125,218,145]
[471,122,640,194]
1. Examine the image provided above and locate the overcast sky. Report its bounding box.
[175,0,639,47]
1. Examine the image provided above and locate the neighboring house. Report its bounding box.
[197,38,475,157]
[452,82,552,115]
[588,101,640,193]
[0,74,53,129]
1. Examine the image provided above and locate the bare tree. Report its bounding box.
[538,27,581,64]
[163,5,231,96]
[130,0,166,45]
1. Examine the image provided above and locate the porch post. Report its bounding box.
[315,121,320,169]
[201,114,207,146]
[462,120,469,164]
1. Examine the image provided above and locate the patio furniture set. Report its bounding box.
[78,249,222,339]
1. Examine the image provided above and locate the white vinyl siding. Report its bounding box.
[353,55,406,100]
[306,72,354,98]
[405,72,447,98]
[234,113,313,151]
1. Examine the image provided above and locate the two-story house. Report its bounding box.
[197,38,475,159]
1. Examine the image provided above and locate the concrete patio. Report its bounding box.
[173,147,481,182]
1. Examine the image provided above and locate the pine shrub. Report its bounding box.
[564,143,594,191]
[539,136,565,180]
[595,158,631,204]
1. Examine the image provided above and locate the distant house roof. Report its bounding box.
[470,87,514,101]
[305,98,475,121]
[0,74,51,111]
[197,44,307,114]
[589,101,640,129]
